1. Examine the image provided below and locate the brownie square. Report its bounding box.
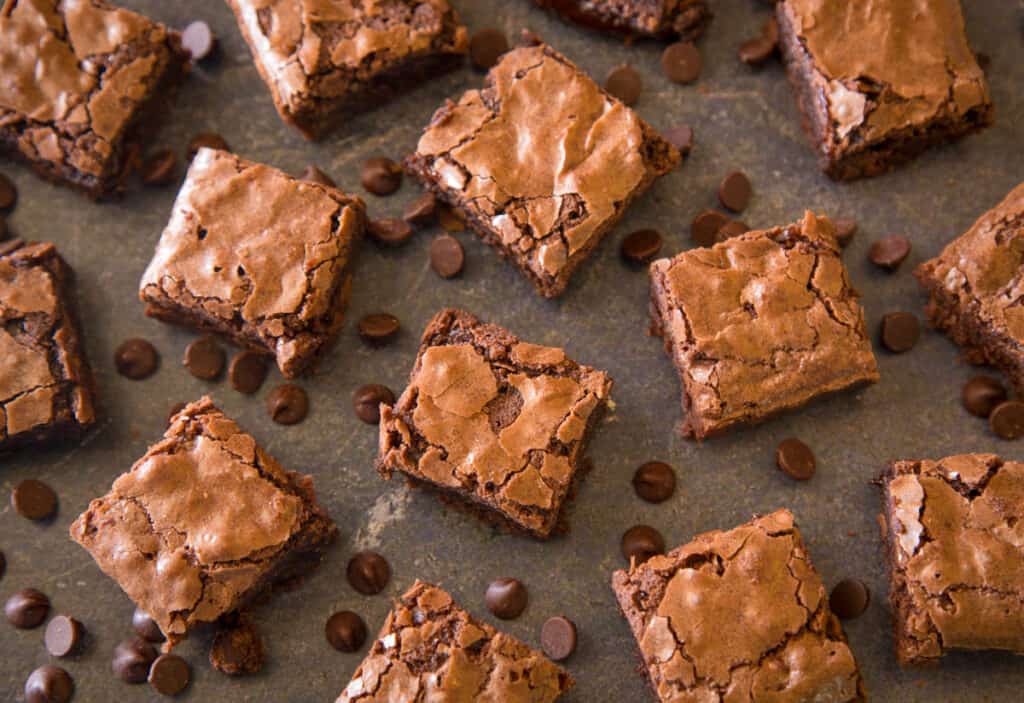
[776,0,992,181]
[0,0,189,198]
[649,211,879,438]
[881,454,1024,666]
[139,147,365,378]
[226,0,468,140]
[378,308,612,538]
[337,580,572,702]
[533,0,710,40]
[612,509,866,702]
[70,397,337,646]
[406,44,681,298]
[0,241,97,453]
[916,183,1024,391]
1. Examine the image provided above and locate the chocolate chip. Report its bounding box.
[12,479,57,520]
[361,157,402,196]
[266,384,309,425]
[45,615,84,657]
[347,551,390,595]
[181,20,217,62]
[738,36,776,66]
[183,336,225,380]
[438,206,466,232]
[775,438,816,481]
[141,148,177,186]
[210,618,264,676]
[621,525,665,564]
[632,461,676,503]
[868,234,911,271]
[716,220,749,240]
[5,588,49,628]
[718,171,752,212]
[879,312,920,353]
[132,607,166,643]
[605,64,643,106]
[661,42,701,84]
[301,165,336,187]
[353,384,395,424]
[0,172,17,211]
[990,400,1024,440]
[325,611,367,652]
[166,402,187,426]
[115,338,159,379]
[228,350,269,394]
[149,653,190,696]
[403,192,438,226]
[763,14,780,44]
[368,218,414,246]
[691,210,729,247]
[430,234,465,278]
[664,125,694,156]
[112,638,157,684]
[621,229,663,265]
[358,313,400,345]
[833,218,857,248]
[540,616,577,661]
[962,376,1008,419]
[187,133,229,160]
[829,578,870,620]
[469,28,509,70]
[485,578,528,620]
[25,665,73,703]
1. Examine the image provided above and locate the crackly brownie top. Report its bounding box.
[0,0,178,176]
[0,241,94,443]
[337,580,571,702]
[70,397,332,641]
[779,0,989,144]
[412,44,677,282]
[613,510,863,702]
[884,454,1024,656]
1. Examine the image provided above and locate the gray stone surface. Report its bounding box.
[1,1,1022,701]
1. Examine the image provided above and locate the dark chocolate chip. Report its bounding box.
[763,15,780,44]
[661,42,701,84]
[632,461,676,503]
[868,234,911,271]
[12,479,57,520]
[210,618,264,676]
[829,578,870,620]
[361,157,402,196]
[45,615,84,657]
[604,64,643,106]
[368,218,414,246]
[5,588,50,628]
[716,220,749,241]
[663,125,694,156]
[621,525,665,564]
[183,336,225,380]
[621,229,663,265]
[962,376,1008,419]
[25,665,73,703]
[353,384,395,424]
[228,351,269,395]
[0,172,17,211]
[485,577,528,620]
[469,28,509,70]
[879,312,920,353]
[358,313,400,345]
[430,234,465,278]
[149,653,191,696]
[990,400,1024,440]
[325,611,367,652]
[112,639,157,684]
[115,338,159,379]
[691,210,729,247]
[540,616,577,661]
[347,552,390,595]
[187,132,229,160]
[266,384,309,425]
[181,20,217,62]
[718,171,752,212]
[775,438,816,481]
[166,402,187,426]
[141,148,177,186]
[132,607,166,643]
[300,165,336,188]
[403,192,438,226]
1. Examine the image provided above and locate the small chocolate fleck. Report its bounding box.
[621,525,665,564]
[430,234,465,278]
[5,588,50,628]
[141,149,177,186]
[469,28,509,70]
[148,653,191,696]
[115,338,159,380]
[228,351,269,394]
[868,234,911,271]
[540,616,577,661]
[718,171,752,212]
[361,157,403,196]
[186,132,229,161]
[301,165,336,188]
[621,229,663,265]
[775,438,816,481]
[112,638,157,684]
[358,313,401,345]
[485,578,528,620]
[661,42,701,84]
[45,615,84,657]
[325,611,368,653]
[25,665,73,703]
[12,479,57,521]
[353,384,395,424]
[962,376,1007,419]
[183,336,225,380]
[990,400,1024,440]
[368,218,414,246]
[632,461,676,503]
[132,607,166,644]
[266,384,309,425]
[604,64,643,106]
[879,312,920,353]
[347,552,390,595]
[829,578,870,620]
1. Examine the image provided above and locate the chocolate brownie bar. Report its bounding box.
[612,509,866,702]
[916,183,1024,391]
[406,44,681,298]
[70,397,337,646]
[533,0,710,41]
[776,0,992,180]
[139,148,365,379]
[880,454,1024,666]
[337,580,572,702]
[649,211,879,438]
[378,308,612,538]
[226,0,468,140]
[0,241,96,453]
[0,0,189,198]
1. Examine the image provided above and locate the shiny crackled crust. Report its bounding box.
[776,0,992,181]
[378,308,612,538]
[649,211,879,439]
[405,44,680,298]
[139,148,365,378]
[227,0,468,139]
[915,183,1024,393]
[533,0,710,40]
[337,580,572,702]
[881,454,1024,667]
[612,510,866,702]
[0,0,189,198]
[0,241,97,452]
[69,397,337,646]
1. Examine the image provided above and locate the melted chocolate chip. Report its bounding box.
[12,479,57,520]
[347,552,391,595]
[361,157,403,196]
[228,351,269,394]
[829,578,870,620]
[353,384,395,424]
[879,312,920,353]
[45,615,84,657]
[469,28,509,70]
[775,438,816,481]
[632,461,676,503]
[621,229,663,265]
[114,338,159,379]
[25,665,73,703]
[266,384,309,425]
[540,616,577,661]
[962,376,1007,419]
[183,336,225,380]
[112,638,157,684]
[430,234,465,278]
[148,653,191,696]
[325,611,367,652]
[132,607,166,643]
[605,64,643,106]
[485,578,528,620]
[662,42,701,84]
[621,525,665,564]
[5,588,50,628]
[358,313,401,345]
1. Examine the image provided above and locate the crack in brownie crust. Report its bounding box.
[612,509,866,702]
[337,580,572,702]
[533,0,711,41]
[405,44,681,298]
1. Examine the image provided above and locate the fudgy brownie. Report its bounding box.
[532,0,710,41]
[649,211,879,438]
[336,580,572,702]
[612,509,866,702]
[139,148,365,379]
[776,0,992,181]
[880,454,1024,666]
[378,308,612,538]
[0,240,97,453]
[916,183,1024,391]
[0,0,189,198]
[406,44,681,298]
[70,397,337,647]
[226,0,468,140]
